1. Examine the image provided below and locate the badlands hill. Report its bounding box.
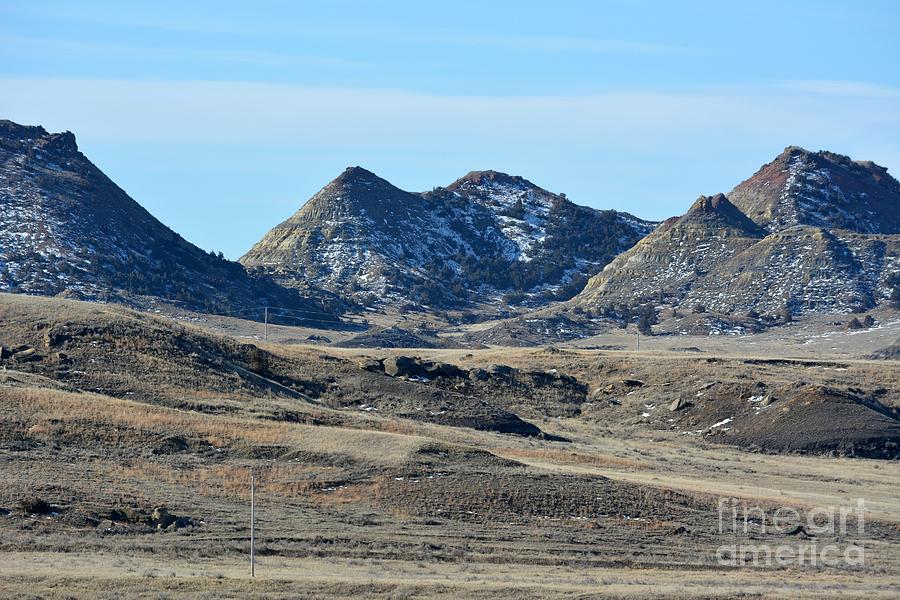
[0,120,339,321]
[573,147,900,318]
[729,145,900,234]
[240,167,654,311]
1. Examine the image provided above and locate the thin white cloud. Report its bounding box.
[4,4,697,56]
[2,78,897,143]
[420,33,699,55]
[780,79,900,99]
[0,33,370,69]
[1,77,898,188]
[2,4,274,36]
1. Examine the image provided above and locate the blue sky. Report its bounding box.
[2,1,899,258]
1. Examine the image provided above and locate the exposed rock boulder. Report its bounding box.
[1,345,42,364]
[380,356,467,379]
[468,368,489,381]
[487,364,515,377]
[152,507,177,529]
[422,361,466,379]
[95,505,198,531]
[358,358,385,372]
[383,356,427,378]
[20,497,53,515]
[670,398,692,412]
[12,347,39,362]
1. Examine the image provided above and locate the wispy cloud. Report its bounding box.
[2,77,898,192]
[416,33,699,55]
[780,79,900,99]
[0,33,370,69]
[4,76,897,254]
[3,3,332,36]
[4,4,697,56]
[0,79,733,142]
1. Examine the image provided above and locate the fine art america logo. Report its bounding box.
[716,498,867,568]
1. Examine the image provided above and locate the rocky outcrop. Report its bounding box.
[728,146,900,234]
[361,356,587,419]
[0,344,43,364]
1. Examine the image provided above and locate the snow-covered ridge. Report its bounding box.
[454,175,555,262]
[731,146,900,235]
[242,167,655,309]
[576,147,900,322]
[772,154,869,233]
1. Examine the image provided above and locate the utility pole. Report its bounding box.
[263,306,268,343]
[636,329,640,352]
[250,469,256,578]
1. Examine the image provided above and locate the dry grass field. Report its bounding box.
[1,293,899,598]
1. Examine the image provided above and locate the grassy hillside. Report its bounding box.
[1,293,899,598]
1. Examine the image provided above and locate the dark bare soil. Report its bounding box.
[723,386,900,458]
[334,325,459,349]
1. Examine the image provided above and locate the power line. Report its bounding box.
[165,304,369,330]
[204,306,344,319]
[264,306,365,318]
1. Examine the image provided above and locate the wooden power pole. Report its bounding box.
[263,307,268,343]
[250,470,256,578]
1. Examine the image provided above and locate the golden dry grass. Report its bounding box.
[113,461,348,500]
[2,552,900,599]
[0,386,431,467]
[496,447,648,470]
